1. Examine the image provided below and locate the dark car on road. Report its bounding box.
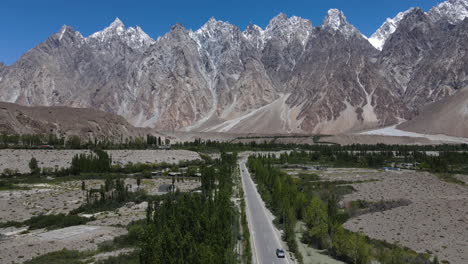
[276,248,285,258]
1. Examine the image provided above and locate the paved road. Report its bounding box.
[239,159,291,264]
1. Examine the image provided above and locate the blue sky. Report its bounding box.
[1,0,443,65]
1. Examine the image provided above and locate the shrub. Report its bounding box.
[24,214,89,230]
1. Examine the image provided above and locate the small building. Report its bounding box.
[158,145,171,150]
[151,171,163,176]
[168,172,182,177]
[303,165,327,171]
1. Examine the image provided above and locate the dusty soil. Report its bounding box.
[0,181,97,222]
[0,149,201,174]
[108,149,200,165]
[0,225,127,264]
[322,169,468,264]
[0,178,200,223]
[455,174,468,184]
[0,149,91,174]
[0,177,200,263]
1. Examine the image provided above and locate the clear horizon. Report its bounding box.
[1,0,444,65]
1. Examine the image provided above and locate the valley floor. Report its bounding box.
[317,168,468,264]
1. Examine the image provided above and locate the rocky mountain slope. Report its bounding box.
[0,0,467,135]
[0,102,156,140]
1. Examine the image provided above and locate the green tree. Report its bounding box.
[348,233,371,264]
[29,157,40,175]
[136,177,141,189]
[304,196,330,249]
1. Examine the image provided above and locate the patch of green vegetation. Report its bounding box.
[0,181,30,191]
[23,249,93,264]
[297,172,321,181]
[26,214,91,230]
[435,173,466,185]
[0,214,91,230]
[70,177,151,215]
[0,220,24,228]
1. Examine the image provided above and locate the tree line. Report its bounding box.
[174,139,468,153]
[139,152,240,264]
[0,133,168,150]
[275,150,468,173]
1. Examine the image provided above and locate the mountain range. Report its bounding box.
[0,0,467,136]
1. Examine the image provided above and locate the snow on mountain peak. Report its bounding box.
[110,18,125,29]
[323,9,346,30]
[196,17,237,38]
[264,13,312,46]
[87,18,154,49]
[322,9,362,39]
[242,23,265,49]
[53,25,84,42]
[429,0,468,24]
[369,8,416,50]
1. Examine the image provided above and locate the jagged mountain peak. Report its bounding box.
[242,23,265,49]
[369,8,417,50]
[399,8,429,25]
[322,9,363,38]
[269,13,288,23]
[110,17,125,28]
[164,23,193,41]
[245,23,263,32]
[91,18,126,38]
[429,0,468,24]
[264,13,312,45]
[323,9,347,30]
[51,25,84,43]
[170,23,186,31]
[87,17,154,49]
[266,13,312,31]
[195,17,238,37]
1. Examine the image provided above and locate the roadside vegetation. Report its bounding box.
[247,154,437,264]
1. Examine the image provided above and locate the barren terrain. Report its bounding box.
[0,225,127,264]
[0,178,200,263]
[317,169,468,264]
[0,149,201,174]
